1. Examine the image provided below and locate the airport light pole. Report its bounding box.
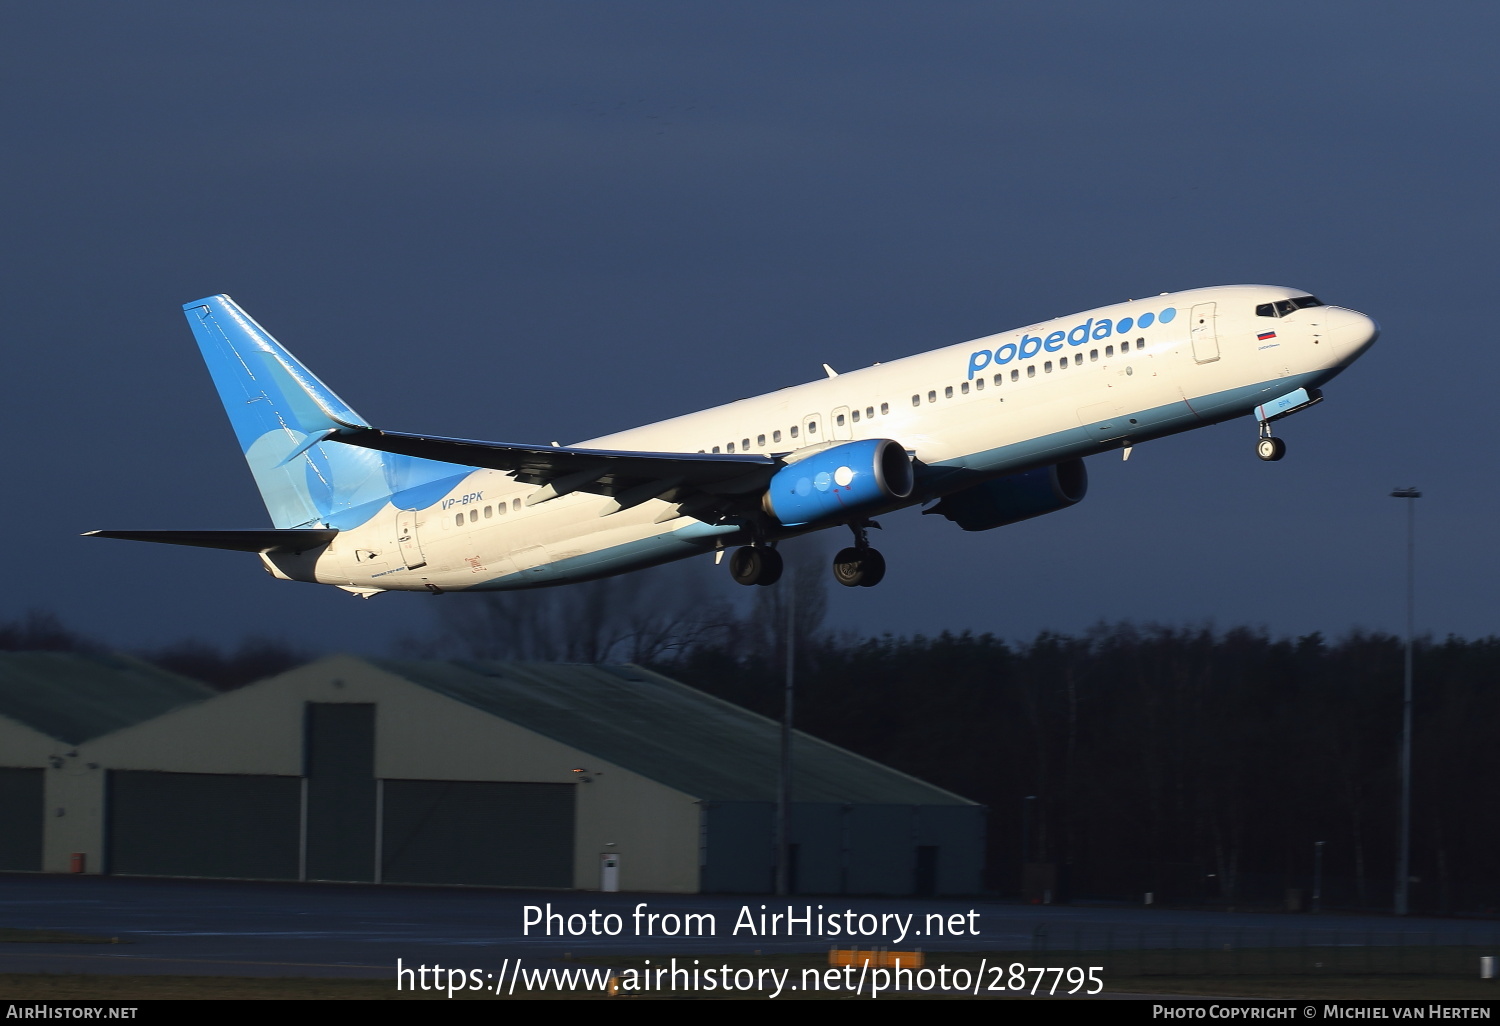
[1313,840,1325,914]
[1021,795,1036,865]
[1390,487,1421,917]
[775,585,795,897]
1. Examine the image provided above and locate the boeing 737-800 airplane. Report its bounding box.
[89,286,1377,593]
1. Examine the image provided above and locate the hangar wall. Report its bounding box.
[82,656,705,892]
[2,654,985,895]
[0,653,215,873]
[0,726,103,875]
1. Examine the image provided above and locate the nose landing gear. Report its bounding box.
[1256,422,1286,462]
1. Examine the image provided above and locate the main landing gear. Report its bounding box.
[726,520,889,588]
[1256,421,1287,462]
[729,545,783,586]
[833,520,885,588]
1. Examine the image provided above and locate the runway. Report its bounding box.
[0,875,1492,979]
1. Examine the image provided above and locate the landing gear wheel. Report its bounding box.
[728,546,783,586]
[1256,437,1286,462]
[832,546,886,588]
[754,546,783,586]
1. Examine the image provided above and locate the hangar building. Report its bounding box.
[0,653,214,873]
[0,654,983,894]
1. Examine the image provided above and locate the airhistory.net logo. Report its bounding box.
[967,307,1177,379]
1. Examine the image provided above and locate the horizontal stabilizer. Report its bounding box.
[83,529,337,554]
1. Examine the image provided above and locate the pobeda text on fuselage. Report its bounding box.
[88,285,1378,593]
[966,305,1178,380]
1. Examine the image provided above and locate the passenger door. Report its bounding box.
[396,510,426,570]
[1190,302,1220,364]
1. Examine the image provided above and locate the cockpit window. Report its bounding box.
[1256,295,1324,318]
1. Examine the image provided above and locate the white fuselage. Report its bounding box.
[263,285,1376,594]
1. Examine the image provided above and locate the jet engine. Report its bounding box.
[924,459,1088,532]
[763,439,914,527]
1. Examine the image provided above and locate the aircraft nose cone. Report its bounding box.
[1323,307,1379,356]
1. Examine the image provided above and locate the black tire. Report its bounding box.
[756,547,784,586]
[832,546,867,587]
[857,547,886,587]
[728,546,763,586]
[1256,437,1286,462]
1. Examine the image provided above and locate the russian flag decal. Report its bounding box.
[1257,331,1277,340]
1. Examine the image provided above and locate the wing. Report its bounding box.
[332,427,783,522]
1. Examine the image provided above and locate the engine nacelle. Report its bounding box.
[924,459,1088,532]
[763,438,914,527]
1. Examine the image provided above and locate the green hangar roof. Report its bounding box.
[373,658,976,807]
[0,653,215,745]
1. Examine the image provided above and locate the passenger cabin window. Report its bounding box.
[713,446,721,453]
[790,426,799,438]
[1090,349,1098,361]
[455,513,463,526]
[469,509,478,523]
[727,442,735,452]
[484,506,492,518]
[993,372,1003,386]
[757,433,766,446]
[960,382,970,394]
[498,502,507,515]
[944,385,953,398]
[1010,369,1019,381]
[742,438,750,450]
[1105,345,1114,357]
[912,394,921,407]
[1045,361,1053,373]
[851,410,860,423]
[1059,356,1068,368]
[513,499,521,511]
[808,421,818,434]
[866,406,874,418]
[836,414,846,426]
[880,402,889,415]
[1027,365,1036,378]
[928,390,937,403]
[773,429,782,442]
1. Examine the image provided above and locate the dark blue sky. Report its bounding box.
[5,2,1494,651]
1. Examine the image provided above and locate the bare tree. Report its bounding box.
[0,610,102,653]
[413,558,738,663]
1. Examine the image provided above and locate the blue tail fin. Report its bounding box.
[184,296,470,529]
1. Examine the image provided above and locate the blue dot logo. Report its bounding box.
[814,472,832,492]
[1117,316,1134,333]
[1158,307,1176,323]
[795,477,812,497]
[1137,312,1155,329]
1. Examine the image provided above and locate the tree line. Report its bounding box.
[667,623,1500,914]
